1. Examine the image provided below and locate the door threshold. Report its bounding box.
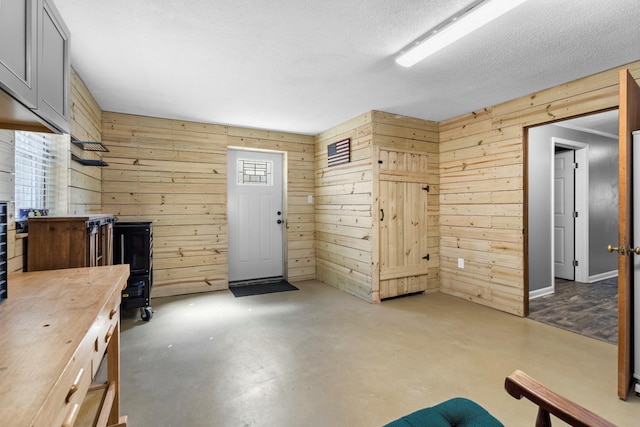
[229,276,285,287]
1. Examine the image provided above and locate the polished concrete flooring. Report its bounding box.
[119,280,640,426]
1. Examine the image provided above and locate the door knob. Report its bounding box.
[607,245,627,255]
[630,246,640,255]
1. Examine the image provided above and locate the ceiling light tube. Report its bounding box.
[396,0,529,67]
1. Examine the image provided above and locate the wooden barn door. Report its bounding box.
[375,147,430,300]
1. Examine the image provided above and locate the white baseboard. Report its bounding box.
[588,270,618,283]
[529,286,554,300]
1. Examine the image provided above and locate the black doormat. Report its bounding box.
[229,279,298,297]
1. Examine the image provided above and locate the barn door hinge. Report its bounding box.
[573,260,579,267]
[422,185,430,192]
[423,254,430,261]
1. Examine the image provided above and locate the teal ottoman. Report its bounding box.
[384,397,503,427]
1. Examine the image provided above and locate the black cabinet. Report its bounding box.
[114,221,153,321]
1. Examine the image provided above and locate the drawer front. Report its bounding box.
[92,289,121,378]
[33,333,93,427]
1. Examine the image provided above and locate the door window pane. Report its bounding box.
[237,159,272,185]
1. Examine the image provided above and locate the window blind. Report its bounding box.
[14,131,57,215]
[15,131,53,212]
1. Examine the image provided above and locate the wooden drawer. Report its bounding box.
[33,333,93,427]
[92,289,121,378]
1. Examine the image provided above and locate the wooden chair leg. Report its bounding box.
[536,408,551,427]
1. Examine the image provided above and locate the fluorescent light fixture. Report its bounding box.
[396,0,529,67]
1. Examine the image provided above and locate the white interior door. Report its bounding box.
[554,149,575,280]
[227,149,284,282]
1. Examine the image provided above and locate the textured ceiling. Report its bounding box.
[55,0,640,135]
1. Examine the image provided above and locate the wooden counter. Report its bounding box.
[0,265,129,427]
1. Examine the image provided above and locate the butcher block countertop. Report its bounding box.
[0,265,129,426]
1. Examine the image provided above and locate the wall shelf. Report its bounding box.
[71,153,109,167]
[72,140,109,152]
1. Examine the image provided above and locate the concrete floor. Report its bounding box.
[119,280,640,426]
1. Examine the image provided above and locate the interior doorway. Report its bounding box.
[526,110,619,340]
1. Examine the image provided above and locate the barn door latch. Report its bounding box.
[422,185,430,192]
[422,254,430,261]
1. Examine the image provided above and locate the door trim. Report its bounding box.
[226,146,288,282]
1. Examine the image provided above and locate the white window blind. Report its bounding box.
[14,131,67,216]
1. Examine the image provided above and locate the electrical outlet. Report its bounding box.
[307,195,313,204]
[458,258,464,269]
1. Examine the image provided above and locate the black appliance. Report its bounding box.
[114,221,153,320]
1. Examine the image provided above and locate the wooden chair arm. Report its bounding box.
[504,370,617,427]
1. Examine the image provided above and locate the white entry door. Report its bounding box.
[554,149,575,280]
[227,149,284,282]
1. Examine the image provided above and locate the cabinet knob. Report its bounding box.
[105,324,115,343]
[62,403,80,427]
[65,368,84,403]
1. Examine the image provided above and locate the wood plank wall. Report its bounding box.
[315,112,375,301]
[372,113,440,300]
[69,67,103,214]
[315,111,439,303]
[439,60,640,316]
[0,132,20,274]
[0,130,14,203]
[100,112,315,297]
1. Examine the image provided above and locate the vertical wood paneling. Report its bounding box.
[315,111,438,303]
[439,61,640,316]
[101,112,315,297]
